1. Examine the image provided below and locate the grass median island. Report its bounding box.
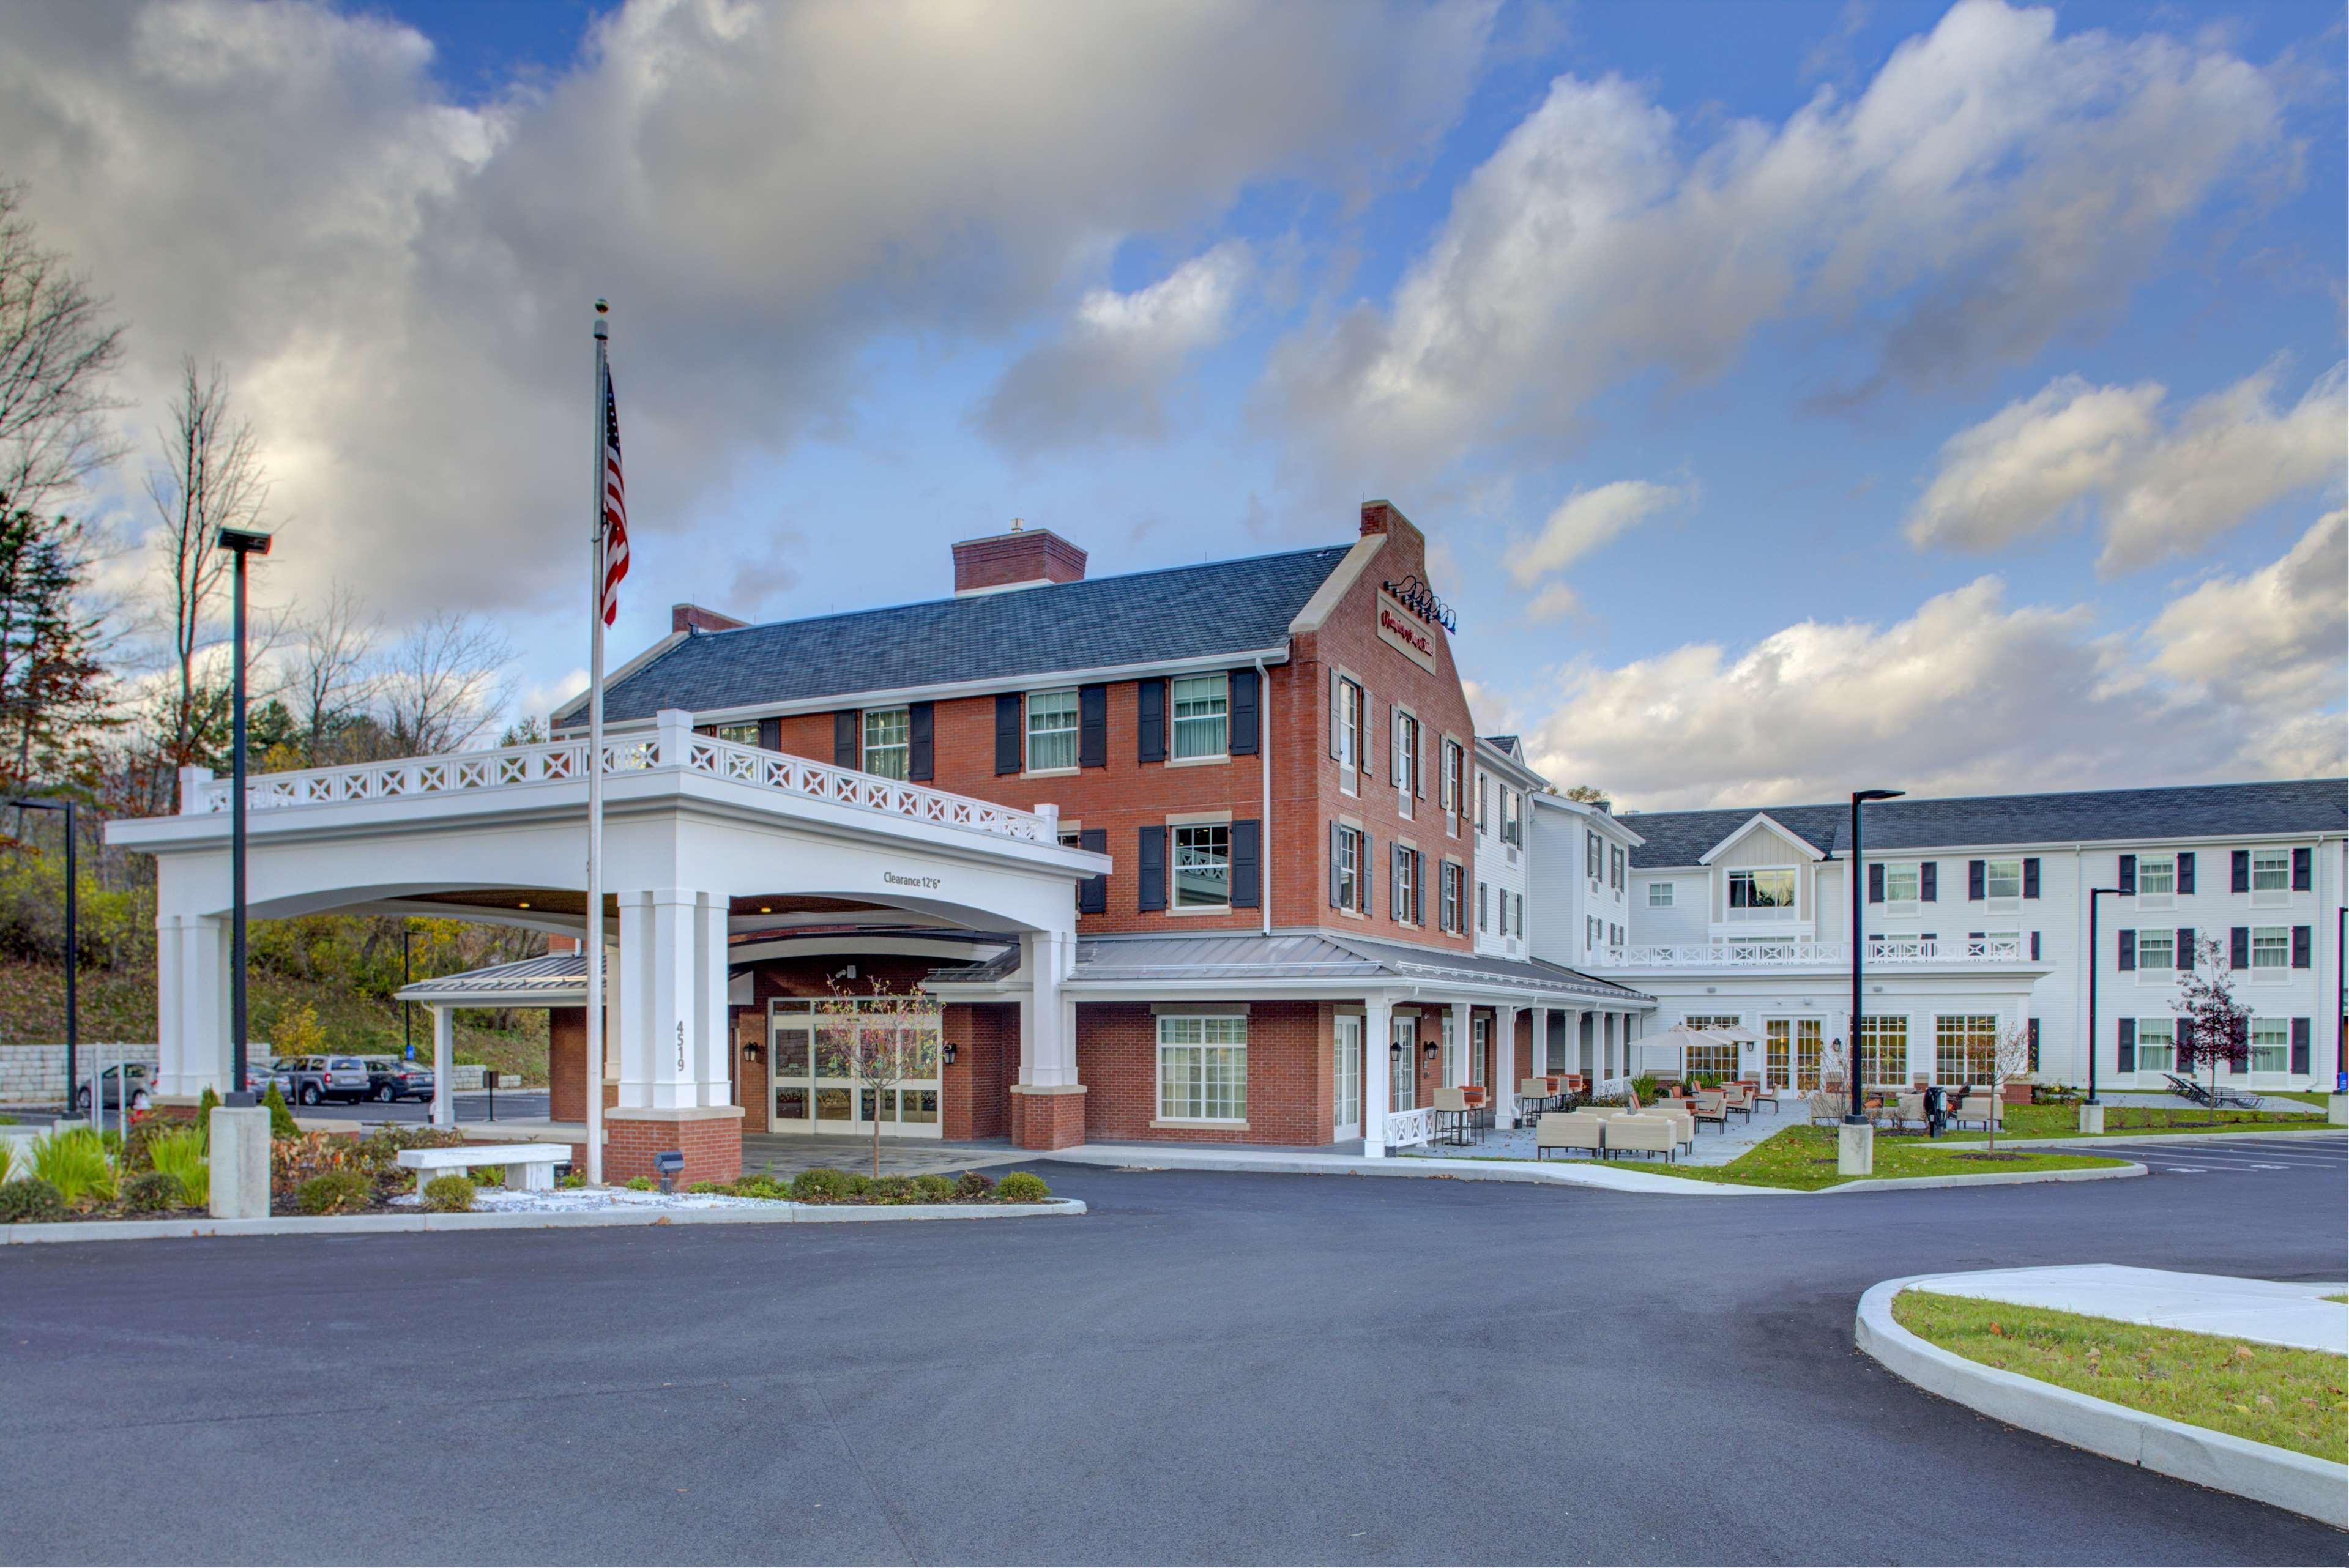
[1608,1124,2127,1190]
[1993,1102,2328,1140]
[1891,1289,2349,1465]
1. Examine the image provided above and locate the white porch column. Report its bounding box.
[430,1006,453,1127]
[1363,994,1393,1157]
[1018,929,1078,1087]
[155,912,229,1097]
[693,892,731,1107]
[617,889,652,1105]
[1494,1005,1521,1129]
[1450,1000,1471,1089]
[1533,1005,1554,1074]
[616,887,731,1111]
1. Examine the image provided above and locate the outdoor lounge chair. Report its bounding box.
[1604,1115,1677,1163]
[1431,1085,1478,1146]
[1645,1105,1696,1154]
[1690,1091,1729,1131]
[1718,1084,1755,1123]
[1952,1092,2003,1131]
[2162,1071,2209,1105]
[1535,1112,1604,1160]
[1521,1077,1558,1117]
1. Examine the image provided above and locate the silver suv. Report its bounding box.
[280,1055,374,1105]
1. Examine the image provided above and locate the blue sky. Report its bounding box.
[1,0,2339,806]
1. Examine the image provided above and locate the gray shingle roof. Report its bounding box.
[559,544,1353,725]
[1623,778,2347,868]
[395,953,587,1004]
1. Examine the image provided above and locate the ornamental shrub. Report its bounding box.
[261,1082,299,1139]
[912,1173,957,1203]
[954,1169,996,1200]
[147,1129,210,1209]
[422,1173,475,1213]
[993,1171,1051,1203]
[193,1085,221,1145]
[121,1170,184,1212]
[868,1175,917,1205]
[622,1175,656,1191]
[296,1169,371,1215]
[0,1178,68,1224]
[729,1173,789,1200]
[790,1167,868,1203]
[686,1180,726,1195]
[30,1126,113,1205]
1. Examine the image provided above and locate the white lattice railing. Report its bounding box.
[1597,937,2025,968]
[1384,1107,1438,1149]
[184,724,1055,844]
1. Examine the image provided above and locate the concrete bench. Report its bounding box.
[396,1142,570,1192]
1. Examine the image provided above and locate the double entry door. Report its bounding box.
[1763,1018,1824,1090]
[768,1000,943,1139]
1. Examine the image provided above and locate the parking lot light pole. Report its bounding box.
[217,526,272,1105]
[1848,789,1904,1124]
[4,795,76,1109]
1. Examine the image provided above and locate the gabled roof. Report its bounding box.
[556,544,1353,726]
[1696,812,1826,865]
[395,953,587,1006]
[1625,779,2347,868]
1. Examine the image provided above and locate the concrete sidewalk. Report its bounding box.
[1908,1263,2348,1353]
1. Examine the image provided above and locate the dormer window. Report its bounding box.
[1727,869,1796,920]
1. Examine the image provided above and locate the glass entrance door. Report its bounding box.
[769,1001,944,1139]
[1333,1015,1362,1142]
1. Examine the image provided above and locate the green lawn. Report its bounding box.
[2257,1090,2336,1110]
[1892,1289,2348,1464]
[1992,1102,2328,1140]
[1608,1124,2126,1190]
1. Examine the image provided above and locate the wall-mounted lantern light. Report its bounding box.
[942,1041,959,1065]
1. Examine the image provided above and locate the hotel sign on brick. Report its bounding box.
[1376,590,1439,672]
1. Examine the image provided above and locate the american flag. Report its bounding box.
[600,362,629,626]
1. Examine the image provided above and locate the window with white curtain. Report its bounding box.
[1157,1015,1246,1121]
[1027,689,1078,771]
[1171,675,1227,759]
[2134,1018,2175,1074]
[2249,1019,2288,1074]
[862,706,909,779]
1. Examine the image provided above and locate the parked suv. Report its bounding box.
[363,1057,435,1104]
[75,1062,152,1112]
[280,1055,374,1105]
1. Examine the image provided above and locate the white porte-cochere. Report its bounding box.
[107,709,1109,1105]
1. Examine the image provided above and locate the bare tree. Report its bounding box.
[285,583,379,764]
[377,611,514,756]
[0,184,127,513]
[147,357,267,770]
[1982,1025,2034,1151]
[813,980,942,1178]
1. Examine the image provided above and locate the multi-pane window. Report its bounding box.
[1647,881,1673,908]
[1984,859,2022,902]
[2250,849,2290,893]
[1443,742,1463,815]
[1884,863,1920,905]
[715,721,760,746]
[1395,714,1420,795]
[1157,1015,1246,1121]
[1336,827,1363,911]
[1857,1015,1908,1087]
[1440,862,1462,933]
[1934,1015,1998,1085]
[2134,1018,2175,1074]
[1610,845,1625,890]
[1728,869,1796,915]
[1027,689,1079,771]
[862,706,910,779]
[2250,927,2289,970]
[1501,788,1521,845]
[1390,1016,1416,1111]
[1682,1016,1740,1080]
[1587,828,1603,878]
[1171,675,1227,759]
[1395,849,1418,924]
[2137,855,2176,897]
[1334,1019,1360,1124]
[2135,929,2175,972]
[2249,1020,2288,1074]
[1336,678,1364,776]
[1173,823,1231,908]
[1587,915,1600,948]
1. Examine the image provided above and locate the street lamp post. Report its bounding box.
[4,795,76,1110]
[1847,789,1905,1125]
[217,526,271,1105]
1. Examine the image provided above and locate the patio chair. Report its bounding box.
[1521,1077,1558,1118]
[2161,1072,2210,1106]
[1431,1085,1478,1146]
[1690,1091,1729,1131]
[1535,1112,1604,1161]
[1645,1104,1696,1154]
[1718,1083,1755,1123]
[1896,1091,1927,1130]
[1952,1092,2003,1131]
[1604,1115,1677,1164]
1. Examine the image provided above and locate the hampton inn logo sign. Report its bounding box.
[1376,590,1439,672]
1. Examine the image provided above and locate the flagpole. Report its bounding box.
[584,299,609,1186]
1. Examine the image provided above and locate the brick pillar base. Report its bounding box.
[604,1106,744,1184]
[1008,1084,1087,1150]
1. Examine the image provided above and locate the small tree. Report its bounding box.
[813,979,942,1178]
[1982,1025,2034,1150]
[2173,936,2250,1107]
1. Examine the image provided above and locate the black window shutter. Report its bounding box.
[2175,852,2195,895]
[907,702,934,781]
[1078,684,1107,768]
[2116,1017,2135,1074]
[1231,819,1261,909]
[833,710,859,768]
[994,694,1022,775]
[757,716,781,751]
[2291,1017,2310,1075]
[2022,857,2039,899]
[2232,850,2250,893]
[1136,680,1166,764]
[2230,927,2249,968]
[1921,861,1937,902]
[1412,849,1425,924]
[2175,927,2194,970]
[1077,828,1107,915]
[1868,864,1884,903]
[1967,859,1985,900]
[1361,834,1374,916]
[1136,825,1167,912]
[2291,925,2312,968]
[1228,669,1259,756]
[2117,929,2135,971]
[2118,854,2135,896]
[2030,931,2041,960]
[2292,846,2313,890]
[1328,823,1342,909]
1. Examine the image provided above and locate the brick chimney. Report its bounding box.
[1359,499,1423,546]
[672,603,748,634]
[951,520,1087,596]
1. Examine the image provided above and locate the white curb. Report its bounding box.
[1942,1126,2347,1152]
[0,1197,1085,1244]
[1855,1274,2349,1528]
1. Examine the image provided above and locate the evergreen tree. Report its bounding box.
[0,498,111,797]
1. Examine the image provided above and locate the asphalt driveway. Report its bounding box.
[2,1146,2342,1565]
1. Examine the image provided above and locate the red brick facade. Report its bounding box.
[952,527,1088,593]
[603,1109,743,1185]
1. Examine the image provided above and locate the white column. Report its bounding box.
[155,913,229,1097]
[1450,1000,1471,1089]
[1363,995,1393,1157]
[1494,1005,1521,1129]
[1019,929,1077,1087]
[646,887,703,1109]
[693,892,731,1107]
[617,889,652,1106]
[431,1006,453,1127]
[1533,1005,1554,1074]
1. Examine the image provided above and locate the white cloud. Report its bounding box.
[2148,510,2346,722]
[1266,0,2284,480]
[1906,360,2347,570]
[1508,479,1688,584]
[0,0,1491,623]
[1517,567,2343,811]
[1524,581,1582,623]
[976,242,1251,453]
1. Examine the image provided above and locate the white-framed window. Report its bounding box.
[1610,845,1625,891]
[1336,678,1364,781]
[1984,857,2022,912]
[1470,1016,1489,1085]
[1440,862,1462,933]
[862,705,910,779]
[1395,847,1418,925]
[1647,881,1673,908]
[1727,868,1796,918]
[1883,861,1920,913]
[1173,823,1231,908]
[2135,1018,2175,1074]
[1391,1016,1416,1110]
[2250,926,2290,972]
[2136,853,2176,908]
[1587,828,1603,880]
[2250,848,2291,905]
[1587,915,1600,948]
[1858,1015,1909,1087]
[1501,788,1521,846]
[2135,928,2175,973]
[1609,922,1622,946]
[2249,1019,2288,1074]
[1442,741,1463,816]
[1336,826,1363,912]
[715,721,761,746]
[1027,689,1079,771]
[1440,1012,1457,1086]
[1394,713,1420,795]
[1157,1014,1246,1122]
[1170,674,1227,760]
